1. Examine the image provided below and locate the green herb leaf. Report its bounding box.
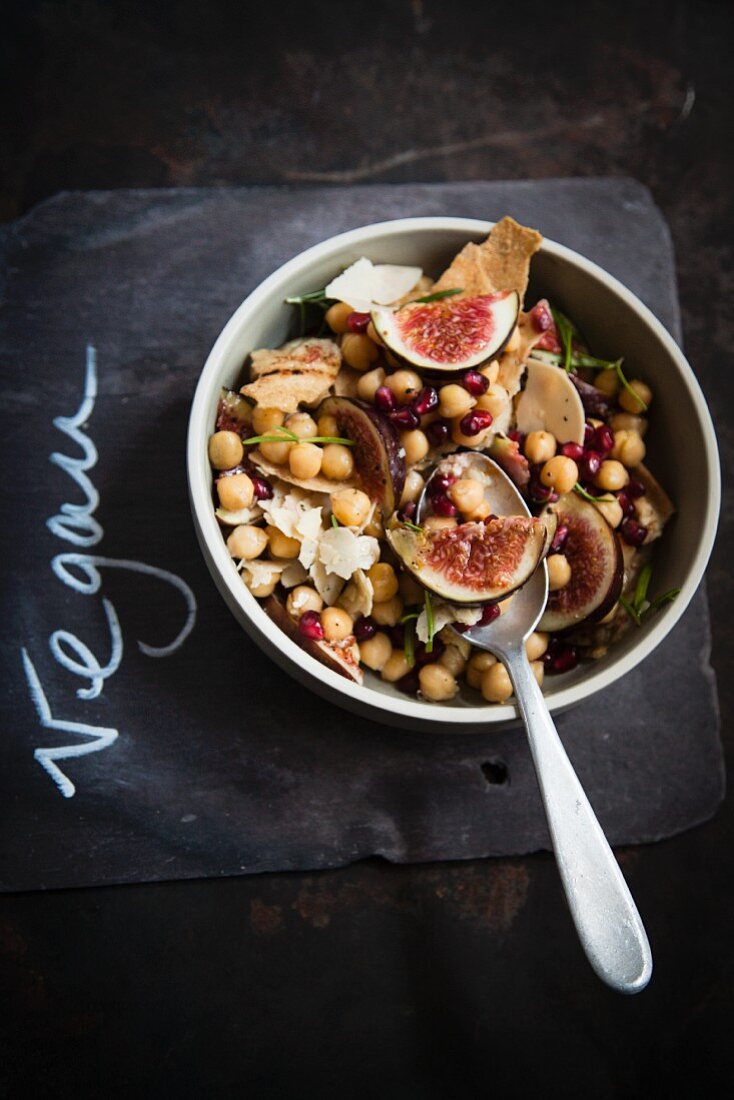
[646,587,681,614]
[619,596,642,627]
[550,305,576,373]
[573,483,616,505]
[612,359,649,412]
[241,428,300,447]
[308,435,355,446]
[331,514,339,528]
[285,289,329,304]
[398,610,420,624]
[404,619,416,668]
[633,562,653,612]
[411,287,464,305]
[424,591,435,653]
[402,520,423,533]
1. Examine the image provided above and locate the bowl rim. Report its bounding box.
[187,215,720,730]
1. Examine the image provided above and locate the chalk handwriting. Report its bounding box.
[21,345,197,798]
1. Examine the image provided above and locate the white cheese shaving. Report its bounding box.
[316,526,380,581]
[214,503,263,527]
[259,484,328,570]
[337,569,374,619]
[309,560,346,605]
[415,599,482,643]
[239,558,286,588]
[515,358,586,445]
[325,258,422,312]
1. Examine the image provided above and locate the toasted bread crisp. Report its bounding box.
[250,450,358,494]
[496,310,545,395]
[433,216,542,303]
[241,337,341,413]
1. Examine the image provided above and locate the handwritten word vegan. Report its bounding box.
[21,346,197,798]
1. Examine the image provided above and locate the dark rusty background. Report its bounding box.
[1,1,733,1096]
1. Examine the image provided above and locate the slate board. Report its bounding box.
[0,179,724,892]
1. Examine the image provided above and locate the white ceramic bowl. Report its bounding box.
[187,218,720,731]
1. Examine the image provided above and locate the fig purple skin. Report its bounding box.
[318,396,406,516]
[264,595,362,683]
[539,494,623,633]
[569,375,615,420]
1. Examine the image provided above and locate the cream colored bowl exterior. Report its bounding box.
[187,218,720,732]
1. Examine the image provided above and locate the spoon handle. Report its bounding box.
[501,644,652,994]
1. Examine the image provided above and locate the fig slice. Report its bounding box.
[371,291,520,374]
[264,594,363,684]
[387,515,551,606]
[318,396,405,516]
[539,493,623,633]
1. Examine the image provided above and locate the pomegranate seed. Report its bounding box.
[251,475,274,501]
[593,425,615,455]
[507,429,526,446]
[299,610,324,640]
[616,491,635,517]
[529,300,553,333]
[398,500,418,522]
[462,369,489,396]
[621,518,648,547]
[584,423,595,447]
[415,638,446,666]
[580,450,601,481]
[528,476,554,505]
[374,385,397,413]
[354,616,377,641]
[426,419,450,446]
[346,311,370,333]
[453,622,470,633]
[546,644,579,674]
[626,476,645,499]
[551,524,569,552]
[560,442,584,462]
[479,604,501,626]
[432,494,458,517]
[411,386,439,415]
[397,669,420,695]
[391,407,420,431]
[388,624,407,647]
[459,409,494,437]
[428,473,457,497]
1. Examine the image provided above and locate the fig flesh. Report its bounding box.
[216,388,252,434]
[371,291,520,374]
[488,435,531,488]
[388,515,552,605]
[318,396,405,515]
[264,594,363,683]
[539,493,623,633]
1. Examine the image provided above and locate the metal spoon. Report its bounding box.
[417,454,652,993]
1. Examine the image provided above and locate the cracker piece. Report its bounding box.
[433,216,542,303]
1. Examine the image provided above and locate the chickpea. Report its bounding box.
[466,650,497,689]
[368,562,399,603]
[342,332,380,372]
[317,413,340,437]
[226,524,269,561]
[504,326,522,354]
[325,301,352,334]
[525,631,550,662]
[449,478,485,515]
[331,488,372,527]
[547,553,572,591]
[479,360,500,384]
[246,572,279,599]
[371,596,403,627]
[466,499,492,522]
[289,442,323,480]
[610,412,648,437]
[481,662,513,703]
[217,472,254,511]
[595,368,620,397]
[363,507,384,538]
[539,455,578,495]
[475,383,509,419]
[531,661,545,687]
[497,595,515,616]
[419,663,458,702]
[321,443,355,481]
[619,379,652,414]
[381,649,412,683]
[524,430,557,465]
[438,383,475,419]
[439,644,468,678]
[400,469,425,506]
[286,585,323,620]
[285,412,318,440]
[251,406,284,435]
[451,417,492,449]
[357,366,387,403]
[401,429,429,465]
[259,427,294,465]
[595,459,629,492]
[366,321,382,345]
[424,515,458,533]
[208,430,244,471]
[399,572,424,605]
[611,429,646,468]
[386,369,423,405]
[359,632,392,671]
[594,498,623,529]
[267,526,301,559]
[321,606,354,642]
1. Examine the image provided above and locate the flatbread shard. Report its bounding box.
[241,337,341,413]
[496,310,544,396]
[433,216,542,303]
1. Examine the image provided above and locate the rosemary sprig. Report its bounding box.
[241,428,354,448]
[402,520,423,532]
[285,289,329,304]
[404,619,416,668]
[550,305,576,373]
[411,287,464,305]
[308,435,355,446]
[620,562,680,626]
[573,483,616,505]
[424,591,435,653]
[398,610,420,624]
[331,514,340,528]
